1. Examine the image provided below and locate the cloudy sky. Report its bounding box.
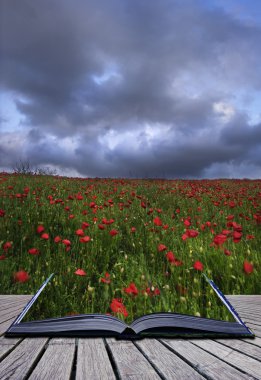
[1,0,261,178]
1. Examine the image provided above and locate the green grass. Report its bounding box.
[0,174,260,323]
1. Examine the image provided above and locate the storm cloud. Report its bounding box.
[1,0,261,178]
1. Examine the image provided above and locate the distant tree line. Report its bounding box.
[12,160,57,176]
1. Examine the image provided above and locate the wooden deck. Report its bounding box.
[0,295,260,379]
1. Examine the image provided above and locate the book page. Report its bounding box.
[21,272,235,325]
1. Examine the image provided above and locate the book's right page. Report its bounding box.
[135,273,238,322]
[128,274,254,338]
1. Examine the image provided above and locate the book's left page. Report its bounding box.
[21,273,118,322]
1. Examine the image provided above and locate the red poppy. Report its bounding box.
[227,214,234,220]
[101,272,111,284]
[140,201,146,208]
[28,248,40,255]
[165,251,183,266]
[14,270,30,283]
[109,229,118,236]
[231,222,242,232]
[36,225,44,234]
[54,236,61,243]
[243,261,254,274]
[3,242,12,251]
[75,269,87,276]
[79,236,91,243]
[0,254,6,260]
[224,249,232,256]
[229,201,236,208]
[222,230,231,235]
[158,244,167,252]
[124,282,138,296]
[131,227,136,233]
[182,229,199,240]
[153,217,162,226]
[110,298,128,317]
[187,229,198,238]
[193,260,204,271]
[233,231,242,243]
[62,239,71,246]
[184,219,191,227]
[212,234,227,246]
[173,258,183,266]
[41,233,49,240]
[0,209,5,217]
[76,229,84,236]
[81,222,90,229]
[98,224,105,230]
[166,251,175,263]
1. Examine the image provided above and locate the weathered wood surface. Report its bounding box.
[0,295,260,380]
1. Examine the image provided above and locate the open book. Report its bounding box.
[5,273,254,339]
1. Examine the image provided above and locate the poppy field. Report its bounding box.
[0,173,260,323]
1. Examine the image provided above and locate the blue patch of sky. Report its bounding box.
[0,92,24,132]
[203,0,261,26]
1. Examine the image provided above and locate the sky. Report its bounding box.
[0,0,261,179]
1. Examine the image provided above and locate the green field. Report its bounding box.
[0,173,260,323]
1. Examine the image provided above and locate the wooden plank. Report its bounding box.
[239,317,261,326]
[161,339,253,380]
[243,318,261,325]
[232,307,261,314]
[227,295,261,300]
[0,295,32,300]
[0,315,26,336]
[215,338,261,361]
[0,301,31,313]
[76,338,116,380]
[136,338,204,379]
[193,339,261,379]
[0,295,32,336]
[0,301,30,312]
[0,297,32,307]
[244,323,261,337]
[28,338,75,380]
[228,304,261,310]
[0,337,23,361]
[228,297,261,302]
[0,296,31,306]
[231,302,261,308]
[242,337,261,348]
[0,337,48,380]
[235,309,261,318]
[0,305,25,321]
[0,308,25,326]
[229,299,261,305]
[0,294,32,300]
[228,305,261,311]
[106,338,161,379]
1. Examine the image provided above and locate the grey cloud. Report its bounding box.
[221,120,261,147]
[1,0,261,177]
